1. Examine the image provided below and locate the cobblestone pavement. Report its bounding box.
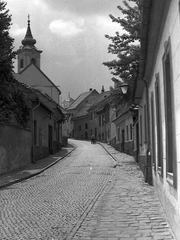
[70,143,176,240]
[0,140,114,240]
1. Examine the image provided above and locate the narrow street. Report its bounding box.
[0,140,176,240]
[0,140,114,240]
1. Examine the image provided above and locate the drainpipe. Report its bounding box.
[143,78,153,185]
[31,100,40,163]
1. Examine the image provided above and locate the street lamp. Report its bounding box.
[120,83,129,94]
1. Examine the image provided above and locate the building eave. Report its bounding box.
[134,0,171,104]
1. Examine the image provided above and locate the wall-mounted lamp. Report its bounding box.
[130,104,143,111]
[120,83,129,94]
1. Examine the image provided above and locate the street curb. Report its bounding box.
[97,142,118,168]
[0,146,75,190]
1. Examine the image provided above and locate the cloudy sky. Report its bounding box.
[7,0,124,101]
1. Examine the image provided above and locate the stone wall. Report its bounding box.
[0,125,31,175]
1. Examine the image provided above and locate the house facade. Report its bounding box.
[88,91,112,143]
[135,0,180,237]
[67,89,99,139]
[112,105,134,156]
[12,18,64,163]
[62,92,75,138]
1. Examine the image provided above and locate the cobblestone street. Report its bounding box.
[0,140,114,240]
[0,140,177,240]
[71,142,176,240]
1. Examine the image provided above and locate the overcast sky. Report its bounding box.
[7,0,124,101]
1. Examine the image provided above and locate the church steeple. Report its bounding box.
[21,15,36,48]
[17,15,42,73]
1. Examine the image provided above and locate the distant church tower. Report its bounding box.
[17,15,42,73]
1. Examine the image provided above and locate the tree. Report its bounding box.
[0,1,30,126]
[103,0,142,107]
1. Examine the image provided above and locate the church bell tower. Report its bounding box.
[17,15,42,73]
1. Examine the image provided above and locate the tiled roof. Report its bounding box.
[88,91,111,111]
[72,105,91,119]
[67,90,97,110]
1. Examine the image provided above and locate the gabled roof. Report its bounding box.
[14,79,65,119]
[112,103,133,123]
[72,105,91,120]
[14,63,61,94]
[88,91,111,112]
[67,89,98,110]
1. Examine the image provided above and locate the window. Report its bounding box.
[31,58,36,65]
[99,116,101,126]
[151,93,156,171]
[91,129,93,136]
[144,105,147,142]
[130,124,133,140]
[90,112,93,120]
[155,74,163,176]
[126,125,129,141]
[162,39,177,187]
[102,133,104,140]
[140,115,142,145]
[54,120,56,131]
[117,127,120,142]
[79,125,81,131]
[20,59,23,68]
[102,115,105,126]
[94,111,97,119]
[85,123,88,129]
[34,120,37,145]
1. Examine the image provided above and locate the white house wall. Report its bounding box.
[15,65,60,104]
[147,0,180,237]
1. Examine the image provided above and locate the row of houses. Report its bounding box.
[62,85,135,157]
[62,0,180,238]
[0,17,65,175]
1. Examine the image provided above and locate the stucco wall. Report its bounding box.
[147,1,180,238]
[0,125,31,175]
[73,117,89,140]
[15,65,60,104]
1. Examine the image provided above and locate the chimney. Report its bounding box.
[101,85,105,93]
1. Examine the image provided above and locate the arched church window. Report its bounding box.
[31,58,36,65]
[20,59,23,68]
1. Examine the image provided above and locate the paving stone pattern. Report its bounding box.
[0,141,114,240]
[71,143,176,240]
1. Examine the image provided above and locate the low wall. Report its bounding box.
[124,140,134,156]
[33,146,49,161]
[0,125,31,175]
[110,138,134,156]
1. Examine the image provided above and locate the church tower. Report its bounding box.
[17,16,42,73]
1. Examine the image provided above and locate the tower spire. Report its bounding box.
[21,15,36,48]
